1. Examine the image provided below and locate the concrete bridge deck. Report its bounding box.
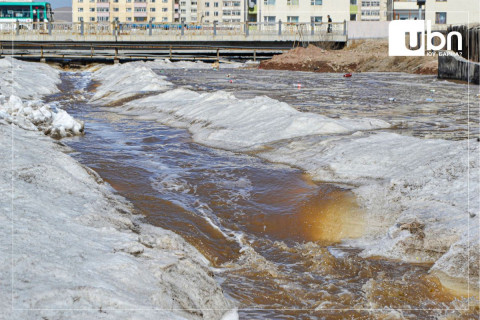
[0,21,347,62]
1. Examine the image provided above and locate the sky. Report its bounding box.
[49,0,71,9]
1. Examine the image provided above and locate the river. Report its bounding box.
[45,67,478,319]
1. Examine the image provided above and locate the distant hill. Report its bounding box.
[53,7,72,22]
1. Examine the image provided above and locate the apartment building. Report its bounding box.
[355,0,388,21]
[424,0,479,26]
[72,0,174,23]
[389,0,479,26]
[178,0,198,22]
[197,0,244,23]
[257,0,350,24]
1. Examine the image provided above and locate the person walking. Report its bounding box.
[327,15,332,33]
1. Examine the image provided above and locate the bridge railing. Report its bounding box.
[0,21,346,38]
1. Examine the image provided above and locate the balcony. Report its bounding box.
[134,11,148,17]
[393,0,418,10]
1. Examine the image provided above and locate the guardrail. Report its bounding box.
[0,21,347,39]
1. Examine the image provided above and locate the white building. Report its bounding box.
[389,0,479,27]
[197,0,244,23]
[257,0,350,24]
[424,0,479,27]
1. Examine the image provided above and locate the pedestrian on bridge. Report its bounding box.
[327,15,332,33]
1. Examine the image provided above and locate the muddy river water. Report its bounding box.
[47,69,478,319]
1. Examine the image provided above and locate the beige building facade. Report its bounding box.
[72,0,175,23]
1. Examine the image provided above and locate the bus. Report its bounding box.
[0,2,53,28]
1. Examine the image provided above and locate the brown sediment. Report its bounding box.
[432,270,480,301]
[259,39,438,75]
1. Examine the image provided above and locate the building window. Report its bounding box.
[311,0,322,5]
[162,7,168,11]
[205,11,209,16]
[264,0,275,4]
[127,17,132,21]
[287,0,299,5]
[78,7,83,12]
[97,16,109,21]
[114,7,119,11]
[350,0,357,4]
[311,16,322,23]
[78,17,83,21]
[89,7,95,12]
[162,17,168,21]
[151,17,155,21]
[264,16,275,23]
[435,12,446,24]
[350,13,356,20]
[214,2,219,7]
[162,0,168,2]
[287,16,298,23]
[150,7,155,11]
[205,2,210,6]
[126,7,132,12]
[214,11,218,16]
[90,17,95,21]
[78,0,83,2]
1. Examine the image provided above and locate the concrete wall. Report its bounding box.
[438,52,479,84]
[347,20,389,39]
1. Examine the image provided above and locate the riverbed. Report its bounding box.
[46,66,478,319]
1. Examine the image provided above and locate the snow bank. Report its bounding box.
[261,132,479,280]
[0,121,235,319]
[90,61,172,104]
[91,62,477,286]
[0,95,84,138]
[0,57,60,99]
[115,88,390,150]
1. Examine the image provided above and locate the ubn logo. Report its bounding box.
[389,20,462,56]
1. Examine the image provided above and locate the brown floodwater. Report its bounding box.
[47,71,479,319]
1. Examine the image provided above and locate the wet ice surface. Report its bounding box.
[53,72,477,319]
[158,68,479,140]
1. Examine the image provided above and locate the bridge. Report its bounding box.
[0,21,347,63]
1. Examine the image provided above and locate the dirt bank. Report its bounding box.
[259,40,437,75]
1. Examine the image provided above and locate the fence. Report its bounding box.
[0,21,346,38]
[447,24,480,62]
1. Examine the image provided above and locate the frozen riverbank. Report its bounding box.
[91,60,479,295]
[0,58,236,320]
